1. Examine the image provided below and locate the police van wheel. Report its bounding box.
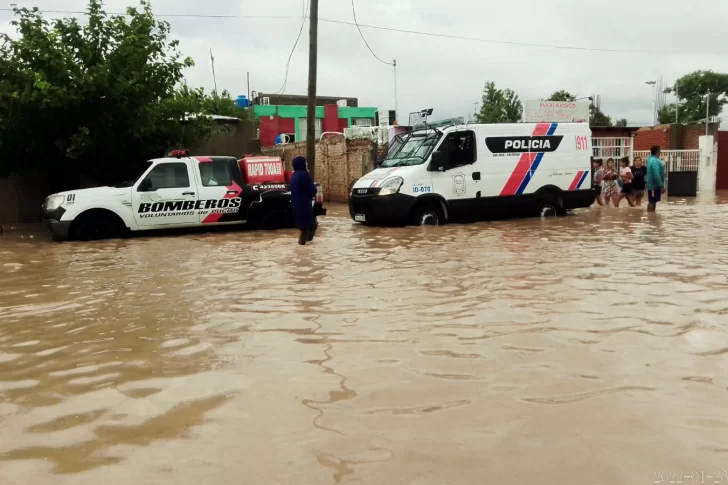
[537,198,564,218]
[411,203,444,226]
[73,213,123,240]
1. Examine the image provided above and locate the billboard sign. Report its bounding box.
[523,100,590,123]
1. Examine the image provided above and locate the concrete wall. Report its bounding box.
[0,171,50,223]
[262,136,376,203]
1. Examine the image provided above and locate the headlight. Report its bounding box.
[377,176,403,196]
[43,195,65,211]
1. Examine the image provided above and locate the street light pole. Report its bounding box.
[645,81,657,126]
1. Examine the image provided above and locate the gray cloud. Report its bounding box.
[3,0,726,125]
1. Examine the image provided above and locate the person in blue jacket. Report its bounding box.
[290,156,318,245]
[646,145,666,212]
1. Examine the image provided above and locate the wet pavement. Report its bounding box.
[2,196,728,485]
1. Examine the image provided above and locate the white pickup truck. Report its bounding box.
[41,154,325,240]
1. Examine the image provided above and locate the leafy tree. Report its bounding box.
[0,0,216,185]
[664,70,728,123]
[590,105,612,127]
[547,90,576,102]
[475,81,522,123]
[615,118,628,127]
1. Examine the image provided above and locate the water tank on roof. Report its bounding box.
[235,95,249,108]
[337,99,347,107]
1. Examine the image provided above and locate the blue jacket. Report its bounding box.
[646,155,665,191]
[290,156,317,229]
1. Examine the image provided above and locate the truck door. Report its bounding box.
[193,158,246,225]
[430,130,478,220]
[132,160,200,227]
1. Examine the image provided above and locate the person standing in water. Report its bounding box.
[630,156,647,206]
[592,158,605,206]
[290,156,318,245]
[617,157,635,207]
[646,146,666,212]
[602,158,619,207]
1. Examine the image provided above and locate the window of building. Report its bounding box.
[352,118,373,127]
[198,161,232,187]
[140,163,189,190]
[299,118,322,139]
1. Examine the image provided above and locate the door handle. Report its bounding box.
[182,191,195,196]
[472,172,481,181]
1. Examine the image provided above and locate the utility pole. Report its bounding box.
[306,0,319,177]
[210,49,218,96]
[393,59,398,124]
[706,92,710,137]
[675,81,679,124]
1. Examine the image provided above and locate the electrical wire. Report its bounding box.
[351,0,392,66]
[274,0,309,95]
[1,7,726,55]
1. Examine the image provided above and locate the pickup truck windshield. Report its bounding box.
[114,161,153,188]
[380,132,441,167]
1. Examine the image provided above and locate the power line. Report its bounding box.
[1,7,726,55]
[351,0,392,65]
[274,0,310,95]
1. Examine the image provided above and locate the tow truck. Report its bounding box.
[41,152,326,240]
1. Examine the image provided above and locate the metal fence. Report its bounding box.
[592,137,632,161]
[632,150,700,172]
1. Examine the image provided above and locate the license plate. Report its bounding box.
[354,214,366,222]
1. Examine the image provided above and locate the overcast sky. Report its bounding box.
[2,0,726,125]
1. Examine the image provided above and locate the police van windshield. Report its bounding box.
[380,132,441,167]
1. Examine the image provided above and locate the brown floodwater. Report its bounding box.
[2,196,728,485]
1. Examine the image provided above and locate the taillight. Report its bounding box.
[315,184,323,204]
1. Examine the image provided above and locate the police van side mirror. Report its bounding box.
[138,178,153,192]
[430,151,447,172]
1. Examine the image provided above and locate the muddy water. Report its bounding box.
[2,197,728,485]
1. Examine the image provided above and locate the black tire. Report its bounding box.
[537,197,565,218]
[410,202,445,226]
[73,213,124,240]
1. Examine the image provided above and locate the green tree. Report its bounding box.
[590,105,612,127]
[0,0,214,184]
[615,118,628,127]
[475,81,522,123]
[547,90,576,102]
[664,70,728,123]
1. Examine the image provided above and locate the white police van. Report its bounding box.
[349,120,594,225]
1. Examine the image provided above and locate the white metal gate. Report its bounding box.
[633,149,701,194]
[592,137,632,161]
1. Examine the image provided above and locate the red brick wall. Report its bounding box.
[634,126,671,151]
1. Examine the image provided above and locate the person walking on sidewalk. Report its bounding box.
[646,146,666,212]
[290,156,319,245]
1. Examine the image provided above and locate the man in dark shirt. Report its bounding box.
[630,156,647,206]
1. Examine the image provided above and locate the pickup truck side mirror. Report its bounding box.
[138,178,153,192]
[430,151,447,172]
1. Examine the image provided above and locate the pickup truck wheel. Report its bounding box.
[73,213,123,240]
[410,203,445,226]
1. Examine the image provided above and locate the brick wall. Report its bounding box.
[634,123,719,151]
[262,136,376,203]
[634,125,671,151]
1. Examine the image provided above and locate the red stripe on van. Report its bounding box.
[568,171,585,190]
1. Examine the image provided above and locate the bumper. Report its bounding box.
[562,189,596,210]
[41,206,71,240]
[349,193,415,225]
[43,219,72,240]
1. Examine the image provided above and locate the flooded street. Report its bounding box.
[2,197,728,485]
